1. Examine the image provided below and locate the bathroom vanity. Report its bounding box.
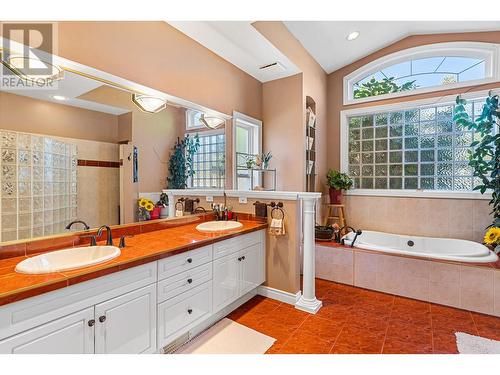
[0,228,266,354]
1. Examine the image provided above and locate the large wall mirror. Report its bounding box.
[0,50,229,244]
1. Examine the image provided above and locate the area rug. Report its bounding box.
[455,332,500,354]
[175,318,276,354]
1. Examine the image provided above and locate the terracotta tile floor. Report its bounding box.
[226,279,500,354]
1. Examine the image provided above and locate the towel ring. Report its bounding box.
[271,206,285,220]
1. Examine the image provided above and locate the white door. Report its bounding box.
[239,243,264,296]
[0,307,94,354]
[94,284,156,354]
[212,253,240,312]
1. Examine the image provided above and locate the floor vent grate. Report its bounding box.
[162,332,190,354]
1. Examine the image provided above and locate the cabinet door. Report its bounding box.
[0,308,94,354]
[94,284,156,354]
[212,253,240,313]
[239,243,265,296]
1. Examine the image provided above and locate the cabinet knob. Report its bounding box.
[99,315,106,323]
[238,257,242,261]
[88,319,95,327]
[187,308,193,314]
[187,278,193,284]
[241,256,246,261]
[187,258,193,264]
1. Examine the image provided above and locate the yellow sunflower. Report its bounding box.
[138,198,147,208]
[145,202,154,211]
[483,227,500,245]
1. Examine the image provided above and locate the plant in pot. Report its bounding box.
[167,134,200,189]
[157,193,169,219]
[326,169,353,204]
[454,93,500,249]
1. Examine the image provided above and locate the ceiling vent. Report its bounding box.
[259,62,286,74]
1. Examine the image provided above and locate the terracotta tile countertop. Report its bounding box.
[0,220,267,307]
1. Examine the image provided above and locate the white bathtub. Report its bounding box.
[342,230,499,263]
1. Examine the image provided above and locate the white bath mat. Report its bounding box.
[455,332,500,354]
[175,318,276,354]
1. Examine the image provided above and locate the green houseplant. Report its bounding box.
[453,94,500,228]
[353,77,417,99]
[326,169,353,204]
[167,134,200,189]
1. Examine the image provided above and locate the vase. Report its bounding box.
[329,188,343,205]
[160,206,169,219]
[151,207,161,220]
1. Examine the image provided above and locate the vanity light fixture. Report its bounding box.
[52,95,67,101]
[199,114,226,129]
[5,55,64,82]
[346,31,360,41]
[131,94,167,113]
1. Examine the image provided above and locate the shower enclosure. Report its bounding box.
[0,130,78,242]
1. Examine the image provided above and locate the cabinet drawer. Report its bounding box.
[158,245,212,280]
[213,231,261,259]
[157,263,212,303]
[157,281,212,346]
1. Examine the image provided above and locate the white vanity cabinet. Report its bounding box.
[0,229,266,354]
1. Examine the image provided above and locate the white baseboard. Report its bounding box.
[257,286,301,306]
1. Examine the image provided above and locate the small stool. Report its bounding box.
[324,204,346,227]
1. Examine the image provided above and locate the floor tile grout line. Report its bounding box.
[430,303,435,354]
[275,313,312,354]
[469,311,480,335]
[379,295,395,354]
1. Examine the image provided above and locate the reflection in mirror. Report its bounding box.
[0,68,226,244]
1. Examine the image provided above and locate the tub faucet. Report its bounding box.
[65,220,90,230]
[339,226,362,247]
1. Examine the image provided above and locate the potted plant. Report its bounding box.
[326,169,353,204]
[245,155,255,169]
[167,134,200,189]
[157,193,169,219]
[260,151,272,169]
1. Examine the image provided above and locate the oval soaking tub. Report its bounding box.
[342,230,498,263]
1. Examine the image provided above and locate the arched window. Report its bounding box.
[344,42,500,105]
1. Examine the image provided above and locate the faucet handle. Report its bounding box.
[81,235,97,246]
[119,235,134,249]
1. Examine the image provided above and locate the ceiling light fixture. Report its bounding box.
[52,95,67,101]
[132,94,167,113]
[5,55,64,82]
[199,114,225,129]
[346,31,360,41]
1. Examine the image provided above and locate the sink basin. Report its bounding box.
[15,246,121,274]
[196,221,243,233]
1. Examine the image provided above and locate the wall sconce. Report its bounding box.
[4,55,64,82]
[199,114,225,129]
[132,94,167,113]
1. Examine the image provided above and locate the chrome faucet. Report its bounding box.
[65,220,90,230]
[97,225,113,246]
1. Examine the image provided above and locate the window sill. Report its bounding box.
[345,189,492,200]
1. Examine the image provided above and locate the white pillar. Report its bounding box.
[167,192,175,218]
[295,193,322,314]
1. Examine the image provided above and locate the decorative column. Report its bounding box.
[166,191,175,218]
[295,193,322,314]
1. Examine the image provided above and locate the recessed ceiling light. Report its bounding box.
[346,31,360,41]
[52,95,67,101]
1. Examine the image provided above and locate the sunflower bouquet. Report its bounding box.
[137,198,155,221]
[483,227,500,254]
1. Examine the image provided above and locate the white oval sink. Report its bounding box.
[196,221,243,233]
[15,246,121,274]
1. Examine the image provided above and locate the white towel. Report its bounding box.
[270,218,282,228]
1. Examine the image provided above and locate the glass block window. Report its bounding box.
[190,132,225,189]
[347,99,486,191]
[0,130,77,242]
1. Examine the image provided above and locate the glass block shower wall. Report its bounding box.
[0,130,78,242]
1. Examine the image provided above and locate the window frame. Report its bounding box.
[340,89,496,200]
[343,42,500,106]
[185,109,206,130]
[232,111,263,190]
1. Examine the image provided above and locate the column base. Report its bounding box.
[295,296,322,314]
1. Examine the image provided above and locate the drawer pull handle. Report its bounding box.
[187,308,193,314]
[99,315,106,323]
[187,278,193,284]
[238,257,242,261]
[187,258,193,264]
[88,319,95,327]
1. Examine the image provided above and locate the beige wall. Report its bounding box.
[326,31,500,239]
[254,21,328,194]
[262,74,304,191]
[0,92,119,143]
[57,22,263,120]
